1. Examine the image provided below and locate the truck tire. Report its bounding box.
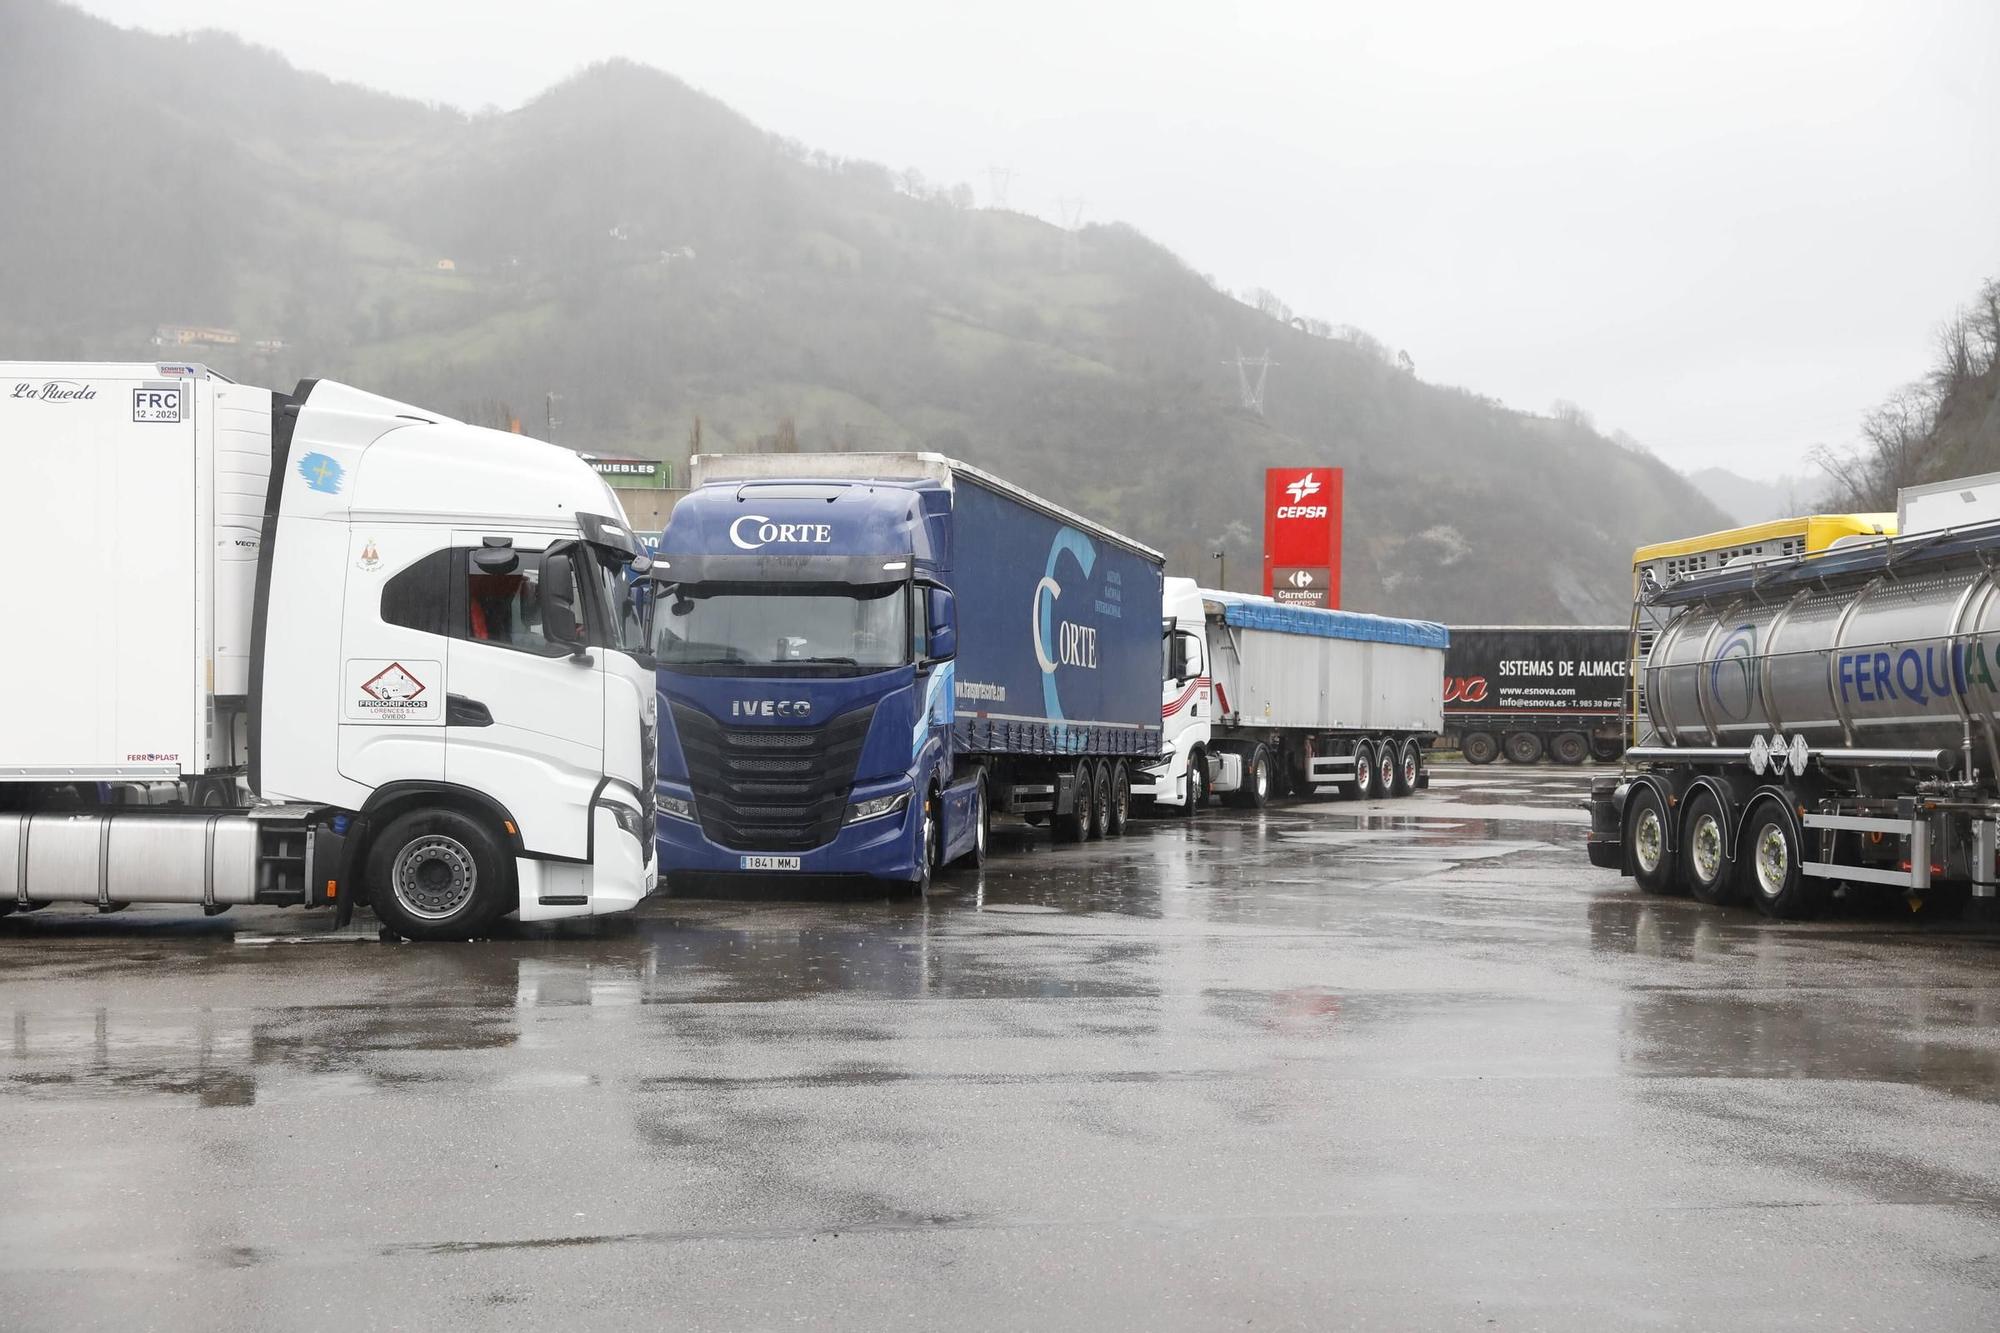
[1550,732,1589,766]
[1345,741,1374,801]
[1461,731,1498,765]
[1106,762,1131,837]
[1373,741,1397,798]
[1502,732,1544,764]
[1681,790,1735,906]
[366,808,512,941]
[1740,801,1824,919]
[1053,761,1088,843]
[1589,734,1625,763]
[1624,785,1677,895]
[1392,738,1420,797]
[1182,751,1207,817]
[1086,761,1111,841]
[952,773,989,869]
[1227,745,1272,809]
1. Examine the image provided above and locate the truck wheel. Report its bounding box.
[1589,734,1626,763]
[1227,746,1272,809]
[1373,742,1397,798]
[1392,739,1420,797]
[1345,741,1374,800]
[1741,803,1824,919]
[366,809,512,941]
[1503,732,1544,764]
[1054,761,1089,842]
[952,774,989,869]
[1086,761,1111,841]
[1106,763,1131,836]
[1182,751,1207,817]
[1681,790,1735,906]
[1625,786,1678,895]
[1550,732,1589,766]
[1461,731,1498,765]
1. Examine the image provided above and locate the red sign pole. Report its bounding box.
[1262,467,1342,608]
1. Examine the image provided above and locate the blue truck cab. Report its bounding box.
[650,453,1165,891]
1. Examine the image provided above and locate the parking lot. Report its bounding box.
[4,764,1999,1330]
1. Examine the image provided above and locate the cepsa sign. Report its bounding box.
[1263,467,1341,607]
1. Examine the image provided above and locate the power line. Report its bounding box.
[1224,350,1276,415]
[1056,196,1085,270]
[986,166,1015,210]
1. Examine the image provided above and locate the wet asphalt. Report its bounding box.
[2,765,1998,1331]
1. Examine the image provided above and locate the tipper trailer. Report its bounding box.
[0,363,658,939]
[1589,511,2000,919]
[649,452,1165,892]
[1136,578,1447,809]
[1442,625,1629,765]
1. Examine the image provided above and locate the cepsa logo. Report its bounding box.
[1274,471,1329,519]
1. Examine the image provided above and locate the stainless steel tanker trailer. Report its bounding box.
[1587,519,2000,919]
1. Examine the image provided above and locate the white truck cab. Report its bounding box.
[0,364,656,938]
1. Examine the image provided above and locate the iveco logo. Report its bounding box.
[730,700,812,718]
[729,514,835,551]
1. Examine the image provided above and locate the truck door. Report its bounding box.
[444,534,605,860]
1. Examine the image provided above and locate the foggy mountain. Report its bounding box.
[1683,468,1815,526]
[0,0,1732,621]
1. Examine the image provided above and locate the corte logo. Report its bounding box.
[729,514,834,551]
[730,699,812,718]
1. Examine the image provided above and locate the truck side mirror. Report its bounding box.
[473,536,518,574]
[540,552,588,657]
[1167,634,1190,683]
[926,587,957,660]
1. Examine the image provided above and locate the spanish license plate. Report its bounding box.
[740,855,801,871]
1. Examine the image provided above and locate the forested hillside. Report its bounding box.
[1815,279,2000,510]
[0,0,1734,620]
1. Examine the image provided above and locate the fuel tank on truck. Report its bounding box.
[1643,523,2000,752]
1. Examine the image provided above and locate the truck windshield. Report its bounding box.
[652,582,909,672]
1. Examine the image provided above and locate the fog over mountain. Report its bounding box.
[0,0,1744,621]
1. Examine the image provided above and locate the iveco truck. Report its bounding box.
[0,363,657,939]
[649,453,1165,892]
[1589,483,2000,920]
[1137,578,1446,809]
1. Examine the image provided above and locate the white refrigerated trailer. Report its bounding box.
[0,362,658,938]
[1135,578,1448,809]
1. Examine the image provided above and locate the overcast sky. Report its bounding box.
[79,0,2000,479]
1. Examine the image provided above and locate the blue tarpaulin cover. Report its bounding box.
[1211,592,1449,650]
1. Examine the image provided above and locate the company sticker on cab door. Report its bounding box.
[342,660,442,723]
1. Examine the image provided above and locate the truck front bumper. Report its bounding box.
[655,790,920,882]
[1130,756,1185,806]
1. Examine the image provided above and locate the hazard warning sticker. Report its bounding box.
[343,659,441,723]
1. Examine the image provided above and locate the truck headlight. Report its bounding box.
[655,792,696,822]
[845,791,910,824]
[607,801,648,843]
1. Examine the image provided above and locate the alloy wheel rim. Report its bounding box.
[392,835,477,920]
[1692,814,1723,884]
[1756,825,1788,896]
[1635,808,1664,873]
